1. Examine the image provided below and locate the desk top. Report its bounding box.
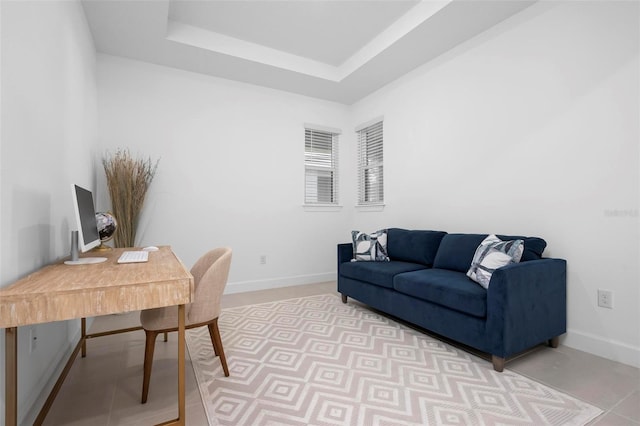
[0,246,193,328]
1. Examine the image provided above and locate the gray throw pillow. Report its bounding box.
[351,229,389,261]
[467,234,524,288]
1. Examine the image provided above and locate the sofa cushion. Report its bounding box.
[387,228,447,266]
[433,234,487,272]
[340,261,427,289]
[394,269,487,318]
[433,233,548,272]
[497,234,546,261]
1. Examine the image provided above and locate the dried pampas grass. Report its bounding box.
[103,149,159,248]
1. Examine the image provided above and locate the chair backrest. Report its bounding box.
[187,247,232,325]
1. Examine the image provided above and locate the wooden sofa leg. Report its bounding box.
[341,294,347,303]
[492,355,505,372]
[548,336,559,348]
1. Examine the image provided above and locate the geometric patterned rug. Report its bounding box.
[186,294,603,426]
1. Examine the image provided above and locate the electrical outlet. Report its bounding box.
[260,255,267,265]
[597,289,613,309]
[29,326,37,353]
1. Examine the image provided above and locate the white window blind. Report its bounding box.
[305,128,339,205]
[357,120,383,205]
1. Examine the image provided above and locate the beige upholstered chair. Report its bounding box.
[140,247,232,403]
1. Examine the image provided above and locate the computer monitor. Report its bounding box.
[71,184,101,252]
[67,184,107,265]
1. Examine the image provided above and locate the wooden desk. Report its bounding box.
[0,246,193,426]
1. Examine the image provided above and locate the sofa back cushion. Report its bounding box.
[387,228,447,266]
[433,234,487,272]
[433,233,548,272]
[497,234,547,261]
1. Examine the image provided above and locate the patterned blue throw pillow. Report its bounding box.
[467,234,524,289]
[351,229,389,261]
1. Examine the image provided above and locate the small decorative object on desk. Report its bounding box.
[95,212,117,251]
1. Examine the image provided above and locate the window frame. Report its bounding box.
[303,124,341,207]
[356,118,384,207]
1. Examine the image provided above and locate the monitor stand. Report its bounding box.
[64,257,108,265]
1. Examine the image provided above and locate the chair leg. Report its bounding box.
[211,333,220,357]
[208,319,229,377]
[141,330,159,403]
[164,331,168,342]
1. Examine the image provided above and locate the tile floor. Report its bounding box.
[42,282,639,425]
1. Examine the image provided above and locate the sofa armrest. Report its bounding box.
[337,243,353,266]
[486,258,567,357]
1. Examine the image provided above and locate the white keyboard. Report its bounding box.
[117,250,149,264]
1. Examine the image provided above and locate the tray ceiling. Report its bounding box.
[82,0,535,104]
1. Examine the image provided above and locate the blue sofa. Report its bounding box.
[337,228,567,371]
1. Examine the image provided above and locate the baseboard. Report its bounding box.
[225,272,336,294]
[564,328,640,369]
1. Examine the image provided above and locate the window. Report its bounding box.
[356,120,383,205]
[304,126,339,205]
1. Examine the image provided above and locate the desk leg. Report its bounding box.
[6,327,18,426]
[178,304,185,424]
[151,304,186,426]
[81,318,87,358]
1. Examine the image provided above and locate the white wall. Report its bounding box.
[350,1,639,367]
[0,1,97,423]
[96,55,353,293]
